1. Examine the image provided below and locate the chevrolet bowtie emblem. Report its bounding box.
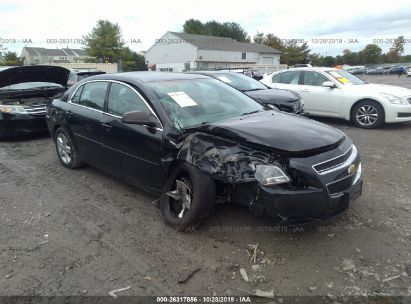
[348,164,356,174]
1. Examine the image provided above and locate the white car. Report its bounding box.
[407,68,411,77]
[261,67,411,128]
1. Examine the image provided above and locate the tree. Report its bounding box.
[182,19,249,42]
[392,36,405,56]
[282,40,310,65]
[361,44,382,64]
[263,34,285,54]
[322,56,336,67]
[386,48,400,63]
[252,33,311,65]
[0,51,24,66]
[183,19,206,35]
[341,49,360,65]
[83,20,124,63]
[120,47,147,72]
[253,31,265,44]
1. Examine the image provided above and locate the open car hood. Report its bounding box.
[191,111,345,155]
[0,65,70,88]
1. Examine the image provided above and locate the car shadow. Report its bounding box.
[0,131,50,142]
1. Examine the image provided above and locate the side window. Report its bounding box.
[279,71,301,84]
[71,85,83,104]
[107,83,151,117]
[271,73,281,83]
[303,71,329,86]
[78,82,108,111]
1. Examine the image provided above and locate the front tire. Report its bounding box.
[160,162,215,232]
[352,100,384,129]
[54,127,84,169]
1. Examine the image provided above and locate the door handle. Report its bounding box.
[101,123,112,129]
[301,89,310,92]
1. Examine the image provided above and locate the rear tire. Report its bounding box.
[160,162,215,232]
[54,127,84,169]
[351,100,384,129]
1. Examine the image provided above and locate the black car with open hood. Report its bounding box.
[0,65,69,138]
[46,72,362,230]
[188,71,306,115]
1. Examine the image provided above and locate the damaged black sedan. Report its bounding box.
[189,70,305,115]
[0,65,69,139]
[46,72,363,230]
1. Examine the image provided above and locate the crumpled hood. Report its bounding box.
[0,65,70,88]
[245,88,300,104]
[196,111,345,154]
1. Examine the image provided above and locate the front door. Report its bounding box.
[101,82,163,192]
[299,71,343,116]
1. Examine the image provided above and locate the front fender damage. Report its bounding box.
[163,132,273,184]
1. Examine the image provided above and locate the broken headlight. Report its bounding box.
[255,164,291,186]
[0,104,28,114]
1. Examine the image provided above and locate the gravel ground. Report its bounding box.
[0,75,410,300]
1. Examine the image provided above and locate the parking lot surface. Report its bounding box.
[0,75,410,298]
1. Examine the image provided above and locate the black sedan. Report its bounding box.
[188,71,305,115]
[0,65,69,139]
[46,72,362,230]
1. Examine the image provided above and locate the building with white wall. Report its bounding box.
[21,47,92,65]
[145,32,281,72]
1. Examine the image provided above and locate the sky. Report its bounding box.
[1,0,411,57]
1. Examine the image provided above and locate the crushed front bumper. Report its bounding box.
[256,178,362,225]
[0,113,48,138]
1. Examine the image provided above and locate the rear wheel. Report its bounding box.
[352,100,384,129]
[54,127,84,169]
[160,162,215,232]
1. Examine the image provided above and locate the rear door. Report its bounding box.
[269,70,302,92]
[100,82,163,192]
[67,81,109,169]
[299,71,343,116]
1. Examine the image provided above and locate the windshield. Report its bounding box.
[0,82,63,90]
[326,70,366,85]
[213,72,267,91]
[146,78,264,129]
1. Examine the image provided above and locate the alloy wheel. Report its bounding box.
[56,133,72,165]
[166,177,192,219]
[355,105,379,126]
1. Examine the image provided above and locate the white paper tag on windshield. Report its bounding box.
[217,76,232,83]
[168,91,197,107]
[329,71,342,78]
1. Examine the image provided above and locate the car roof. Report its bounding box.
[86,71,210,83]
[189,70,225,74]
[282,67,336,72]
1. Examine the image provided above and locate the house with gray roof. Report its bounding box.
[21,47,90,65]
[145,31,281,72]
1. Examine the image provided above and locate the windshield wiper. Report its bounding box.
[241,110,260,116]
[244,88,264,92]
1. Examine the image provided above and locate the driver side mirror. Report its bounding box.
[122,111,158,128]
[322,81,336,88]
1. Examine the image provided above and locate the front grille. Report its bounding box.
[293,100,304,113]
[23,104,46,115]
[327,174,355,195]
[313,147,353,174]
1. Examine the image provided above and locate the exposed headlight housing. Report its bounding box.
[255,164,291,186]
[0,105,28,114]
[380,92,408,105]
[353,162,362,185]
